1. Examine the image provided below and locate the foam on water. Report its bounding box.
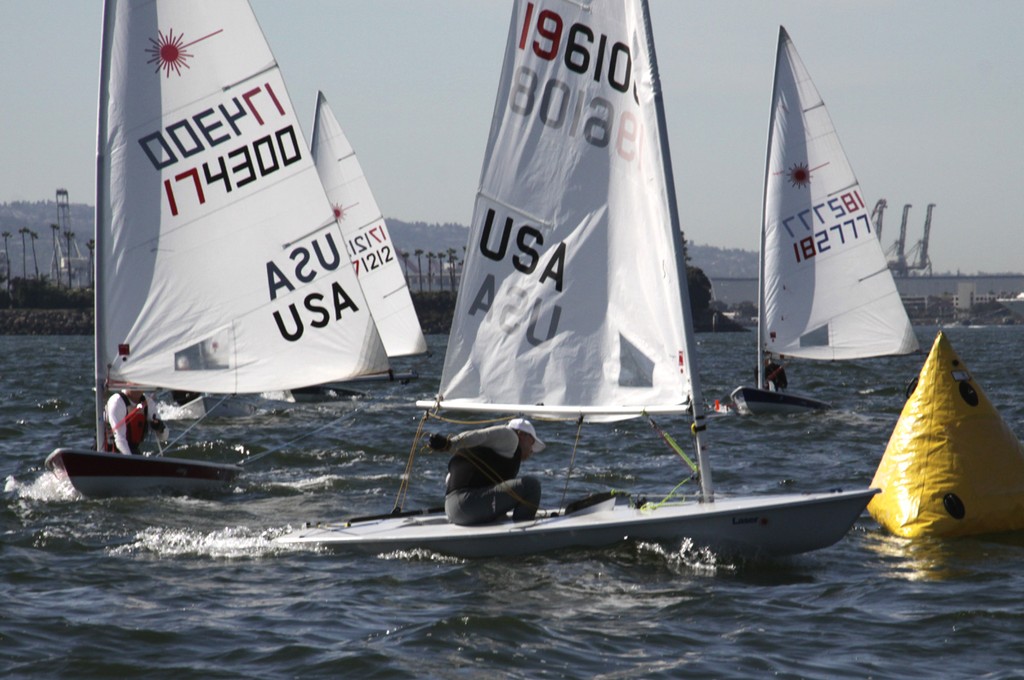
[5,470,78,502]
[111,524,292,560]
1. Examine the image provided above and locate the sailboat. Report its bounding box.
[287,91,428,401]
[46,0,390,497]
[277,1,877,558]
[729,27,918,416]
[311,91,426,361]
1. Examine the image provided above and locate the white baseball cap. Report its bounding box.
[508,417,545,452]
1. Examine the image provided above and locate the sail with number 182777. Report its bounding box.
[730,27,918,416]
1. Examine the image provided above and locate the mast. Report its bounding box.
[640,0,713,500]
[93,0,115,445]
[757,28,790,390]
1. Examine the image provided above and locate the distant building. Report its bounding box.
[709,274,1024,307]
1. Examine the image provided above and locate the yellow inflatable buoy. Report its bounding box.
[869,331,1024,538]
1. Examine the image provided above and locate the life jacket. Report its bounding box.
[445,443,523,495]
[104,393,149,454]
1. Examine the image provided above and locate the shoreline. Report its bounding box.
[0,293,745,335]
[0,309,93,335]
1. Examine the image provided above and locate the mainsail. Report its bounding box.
[758,27,918,362]
[311,92,427,359]
[96,0,389,413]
[434,0,695,418]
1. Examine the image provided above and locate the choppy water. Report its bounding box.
[4,327,1024,678]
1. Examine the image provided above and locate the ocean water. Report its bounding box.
[4,326,1024,678]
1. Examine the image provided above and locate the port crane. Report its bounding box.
[886,203,912,277]
[878,201,935,277]
[904,203,935,276]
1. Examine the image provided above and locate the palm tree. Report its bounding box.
[426,252,437,292]
[29,230,40,279]
[86,239,95,288]
[446,248,458,292]
[18,227,29,278]
[398,250,409,281]
[414,248,424,292]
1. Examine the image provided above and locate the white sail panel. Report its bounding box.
[98,0,388,393]
[436,0,691,413]
[311,92,427,358]
[760,28,918,361]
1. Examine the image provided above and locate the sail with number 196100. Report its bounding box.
[279,1,879,559]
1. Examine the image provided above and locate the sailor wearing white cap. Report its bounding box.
[428,418,545,525]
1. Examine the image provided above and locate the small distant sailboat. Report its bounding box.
[869,331,1024,538]
[46,0,389,496]
[730,27,917,416]
[311,91,426,360]
[996,292,1024,320]
[278,2,877,558]
[285,91,428,401]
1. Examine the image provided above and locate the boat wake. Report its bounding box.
[637,539,738,576]
[111,525,293,560]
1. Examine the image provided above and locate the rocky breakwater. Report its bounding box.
[0,309,93,335]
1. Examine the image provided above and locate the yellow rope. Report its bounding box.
[647,415,698,474]
[639,476,695,513]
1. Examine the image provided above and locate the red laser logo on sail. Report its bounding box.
[145,28,224,78]
[782,161,829,188]
[787,162,811,187]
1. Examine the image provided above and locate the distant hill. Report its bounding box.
[384,219,759,278]
[1,200,757,279]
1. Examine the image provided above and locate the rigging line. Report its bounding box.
[557,415,586,511]
[394,411,430,512]
[646,415,698,474]
[161,394,234,451]
[238,406,366,467]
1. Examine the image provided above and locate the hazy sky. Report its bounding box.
[2,1,1022,274]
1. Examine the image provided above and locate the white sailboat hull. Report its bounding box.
[997,296,1024,318]
[278,489,878,559]
[730,386,832,415]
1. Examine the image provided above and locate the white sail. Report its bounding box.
[434,0,694,417]
[759,27,918,361]
[96,0,389,405]
[310,92,427,358]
